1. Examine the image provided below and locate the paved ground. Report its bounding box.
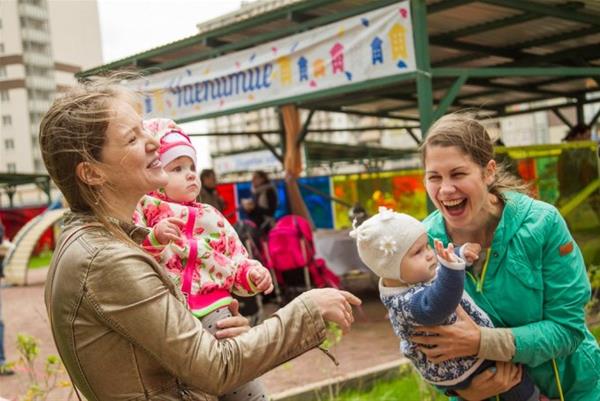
[0,268,400,400]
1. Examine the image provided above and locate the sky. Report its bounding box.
[96,0,246,168]
[97,0,244,63]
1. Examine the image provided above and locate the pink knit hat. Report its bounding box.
[143,118,197,167]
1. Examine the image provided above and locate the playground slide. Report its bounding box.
[3,208,67,286]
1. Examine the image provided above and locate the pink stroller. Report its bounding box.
[265,215,340,303]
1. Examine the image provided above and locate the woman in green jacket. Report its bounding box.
[413,113,600,401]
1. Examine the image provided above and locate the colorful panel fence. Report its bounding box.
[217,143,599,259]
[331,169,426,229]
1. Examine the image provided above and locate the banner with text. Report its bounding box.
[133,1,415,120]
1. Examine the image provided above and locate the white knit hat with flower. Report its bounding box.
[143,118,197,167]
[350,207,426,281]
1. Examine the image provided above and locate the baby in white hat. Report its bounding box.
[350,207,541,400]
[134,119,272,401]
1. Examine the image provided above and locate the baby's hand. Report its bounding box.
[462,242,482,265]
[434,239,458,264]
[249,266,274,294]
[154,217,185,245]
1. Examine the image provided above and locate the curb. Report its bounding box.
[271,358,409,401]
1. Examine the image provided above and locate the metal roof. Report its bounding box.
[0,173,50,188]
[0,173,52,208]
[80,0,600,122]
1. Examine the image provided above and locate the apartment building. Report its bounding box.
[0,0,102,205]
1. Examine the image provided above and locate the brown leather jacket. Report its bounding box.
[45,213,326,401]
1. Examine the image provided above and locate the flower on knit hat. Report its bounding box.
[377,206,395,221]
[379,236,397,256]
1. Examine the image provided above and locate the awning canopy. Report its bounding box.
[0,173,52,208]
[80,0,600,125]
[0,172,50,188]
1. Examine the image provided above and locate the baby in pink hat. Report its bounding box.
[133,118,271,401]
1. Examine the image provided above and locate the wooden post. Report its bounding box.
[279,104,315,229]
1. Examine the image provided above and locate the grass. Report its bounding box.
[28,250,53,269]
[334,368,448,401]
[333,324,600,401]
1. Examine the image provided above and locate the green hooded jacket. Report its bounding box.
[424,191,600,401]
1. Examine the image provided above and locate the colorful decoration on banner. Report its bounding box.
[298,57,309,81]
[277,56,292,85]
[133,1,415,119]
[371,37,383,64]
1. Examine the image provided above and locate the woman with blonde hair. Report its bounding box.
[413,113,599,401]
[40,76,360,401]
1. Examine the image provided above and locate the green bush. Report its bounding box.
[7,333,73,401]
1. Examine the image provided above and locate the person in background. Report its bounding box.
[198,168,226,213]
[241,170,278,237]
[562,123,591,142]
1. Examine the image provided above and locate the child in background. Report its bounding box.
[134,118,272,401]
[350,207,542,401]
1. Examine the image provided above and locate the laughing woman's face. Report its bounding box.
[424,145,495,231]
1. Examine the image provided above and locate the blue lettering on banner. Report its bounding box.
[194,82,203,103]
[170,62,274,108]
[263,63,273,88]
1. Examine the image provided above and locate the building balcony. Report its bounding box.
[18,3,48,21]
[21,27,51,44]
[23,52,53,68]
[26,75,55,91]
[28,98,52,114]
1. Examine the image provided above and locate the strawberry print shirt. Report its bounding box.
[133,192,263,317]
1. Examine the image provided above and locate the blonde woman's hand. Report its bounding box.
[214,299,251,339]
[455,362,522,401]
[305,289,362,333]
[411,305,481,363]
